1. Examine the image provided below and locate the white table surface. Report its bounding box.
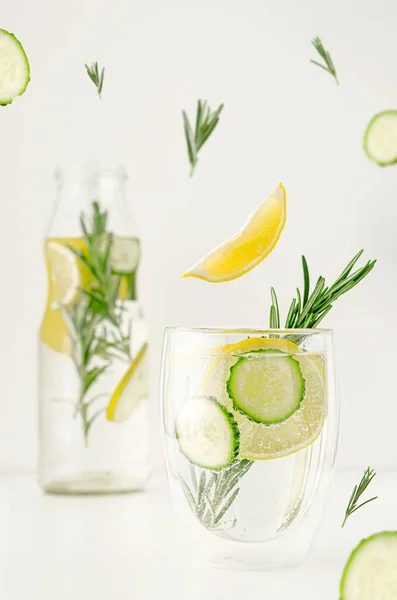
[0,468,395,600]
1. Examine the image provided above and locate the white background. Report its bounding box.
[1,0,397,470]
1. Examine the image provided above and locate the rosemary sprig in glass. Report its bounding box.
[85,61,105,98]
[181,461,252,532]
[183,100,224,177]
[310,36,339,85]
[269,250,376,329]
[342,467,378,528]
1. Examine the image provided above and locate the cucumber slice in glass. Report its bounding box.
[175,395,240,470]
[0,29,30,105]
[340,531,397,599]
[363,110,397,166]
[111,236,140,274]
[227,349,305,424]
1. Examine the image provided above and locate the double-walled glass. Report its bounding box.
[161,328,338,570]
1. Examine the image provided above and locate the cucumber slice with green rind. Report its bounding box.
[0,29,30,106]
[111,236,140,274]
[175,395,240,470]
[340,531,397,599]
[363,110,397,166]
[227,349,305,424]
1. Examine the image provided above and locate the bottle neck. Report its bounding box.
[48,163,137,238]
[46,163,140,302]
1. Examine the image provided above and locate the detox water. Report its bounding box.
[37,164,150,494]
[161,329,338,570]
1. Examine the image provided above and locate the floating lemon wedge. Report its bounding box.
[182,183,286,282]
[107,343,149,422]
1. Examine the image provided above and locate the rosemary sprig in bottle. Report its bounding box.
[61,202,132,444]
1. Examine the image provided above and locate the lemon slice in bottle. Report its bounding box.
[46,241,81,308]
[199,337,326,460]
[182,183,286,282]
[107,343,149,422]
[40,238,93,354]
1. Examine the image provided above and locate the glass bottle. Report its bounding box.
[38,163,150,494]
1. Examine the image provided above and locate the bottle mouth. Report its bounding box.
[55,162,127,183]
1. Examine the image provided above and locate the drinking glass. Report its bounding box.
[160,327,338,570]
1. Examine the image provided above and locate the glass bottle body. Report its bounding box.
[38,164,150,494]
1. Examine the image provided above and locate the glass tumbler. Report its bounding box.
[160,327,338,570]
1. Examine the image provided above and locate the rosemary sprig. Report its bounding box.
[60,202,132,443]
[270,251,376,329]
[68,202,132,357]
[342,467,378,528]
[310,36,339,85]
[181,460,252,531]
[85,61,105,98]
[182,99,224,177]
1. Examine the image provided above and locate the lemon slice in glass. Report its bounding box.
[199,337,326,460]
[182,183,286,282]
[107,343,149,422]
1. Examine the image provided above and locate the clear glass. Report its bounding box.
[38,163,150,494]
[160,327,338,570]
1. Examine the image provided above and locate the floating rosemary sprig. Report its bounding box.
[183,99,224,177]
[310,36,339,85]
[181,460,252,532]
[342,467,378,528]
[269,251,376,329]
[85,61,105,98]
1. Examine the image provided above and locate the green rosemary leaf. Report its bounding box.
[195,100,204,144]
[83,365,108,395]
[294,276,325,327]
[180,478,198,514]
[285,298,297,328]
[85,407,106,437]
[270,287,280,328]
[204,492,216,527]
[330,250,364,289]
[215,487,240,525]
[302,256,310,305]
[182,110,197,175]
[197,471,207,519]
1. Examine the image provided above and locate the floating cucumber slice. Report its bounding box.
[363,110,397,166]
[0,29,30,105]
[340,531,397,599]
[227,349,305,424]
[111,236,140,274]
[175,395,239,470]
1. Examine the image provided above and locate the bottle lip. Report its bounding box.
[54,162,127,182]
